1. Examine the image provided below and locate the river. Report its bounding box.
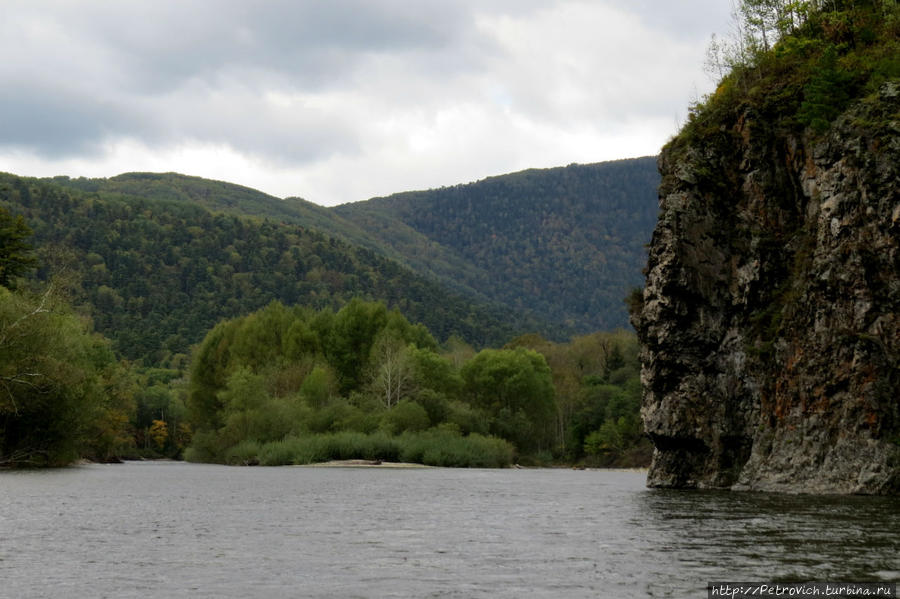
[1,461,897,598]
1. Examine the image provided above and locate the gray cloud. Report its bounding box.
[0,80,156,157]
[1,0,520,160]
[90,1,470,92]
[0,0,733,203]
[627,0,734,40]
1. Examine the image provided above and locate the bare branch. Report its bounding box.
[0,283,53,348]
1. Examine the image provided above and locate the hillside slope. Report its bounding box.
[336,158,660,333]
[50,159,661,336]
[1,174,544,364]
[48,172,399,261]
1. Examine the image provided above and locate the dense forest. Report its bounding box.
[48,158,660,336]
[0,175,649,468]
[336,158,660,333]
[0,173,548,365]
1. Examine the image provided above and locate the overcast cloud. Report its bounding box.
[1,0,732,206]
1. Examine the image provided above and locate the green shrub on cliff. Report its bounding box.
[689,0,900,142]
[796,45,856,131]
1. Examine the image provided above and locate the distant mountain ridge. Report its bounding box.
[335,158,660,332]
[49,157,660,335]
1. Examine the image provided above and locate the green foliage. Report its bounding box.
[335,159,659,336]
[25,159,662,349]
[443,400,491,436]
[182,298,646,467]
[224,440,262,466]
[47,166,659,337]
[690,0,900,145]
[379,400,430,435]
[797,45,855,131]
[328,299,390,393]
[0,173,536,366]
[584,419,629,455]
[0,207,38,289]
[130,375,189,458]
[84,356,139,461]
[409,347,462,398]
[461,347,556,453]
[305,400,374,434]
[0,285,134,466]
[202,430,515,468]
[186,300,447,461]
[396,431,514,468]
[511,329,646,465]
[0,231,646,469]
[299,365,336,408]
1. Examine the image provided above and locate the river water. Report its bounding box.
[0,461,897,598]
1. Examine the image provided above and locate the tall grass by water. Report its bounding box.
[195,430,515,468]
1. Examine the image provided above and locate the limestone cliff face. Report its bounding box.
[632,83,900,494]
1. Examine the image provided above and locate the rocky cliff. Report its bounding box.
[632,80,900,494]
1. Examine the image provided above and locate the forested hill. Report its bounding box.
[0,173,545,365]
[46,157,661,335]
[334,158,660,332]
[48,172,456,274]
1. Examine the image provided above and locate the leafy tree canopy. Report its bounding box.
[0,207,37,289]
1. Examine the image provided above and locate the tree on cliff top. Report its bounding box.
[694,0,899,144]
[708,0,899,80]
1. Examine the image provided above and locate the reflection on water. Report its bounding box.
[0,462,897,598]
[637,489,900,588]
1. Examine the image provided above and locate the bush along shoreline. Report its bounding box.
[181,300,648,469]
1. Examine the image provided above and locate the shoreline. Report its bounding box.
[298,459,648,471]
[73,458,650,471]
[300,459,432,469]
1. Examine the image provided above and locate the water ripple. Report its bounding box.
[0,462,897,598]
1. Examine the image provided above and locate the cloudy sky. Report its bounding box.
[2,1,732,206]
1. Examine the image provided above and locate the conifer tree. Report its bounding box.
[0,207,37,289]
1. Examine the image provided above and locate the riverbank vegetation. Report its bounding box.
[181,300,648,467]
[0,211,135,467]
[0,168,649,469]
[0,240,647,468]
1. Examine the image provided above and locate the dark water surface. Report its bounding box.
[1,461,897,598]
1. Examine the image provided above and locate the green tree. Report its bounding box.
[217,366,271,444]
[0,285,131,466]
[327,299,389,393]
[187,319,238,431]
[380,400,430,435]
[84,355,137,461]
[461,347,556,452]
[410,347,462,398]
[300,365,337,408]
[796,45,854,131]
[584,419,626,456]
[230,302,293,371]
[0,207,38,289]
